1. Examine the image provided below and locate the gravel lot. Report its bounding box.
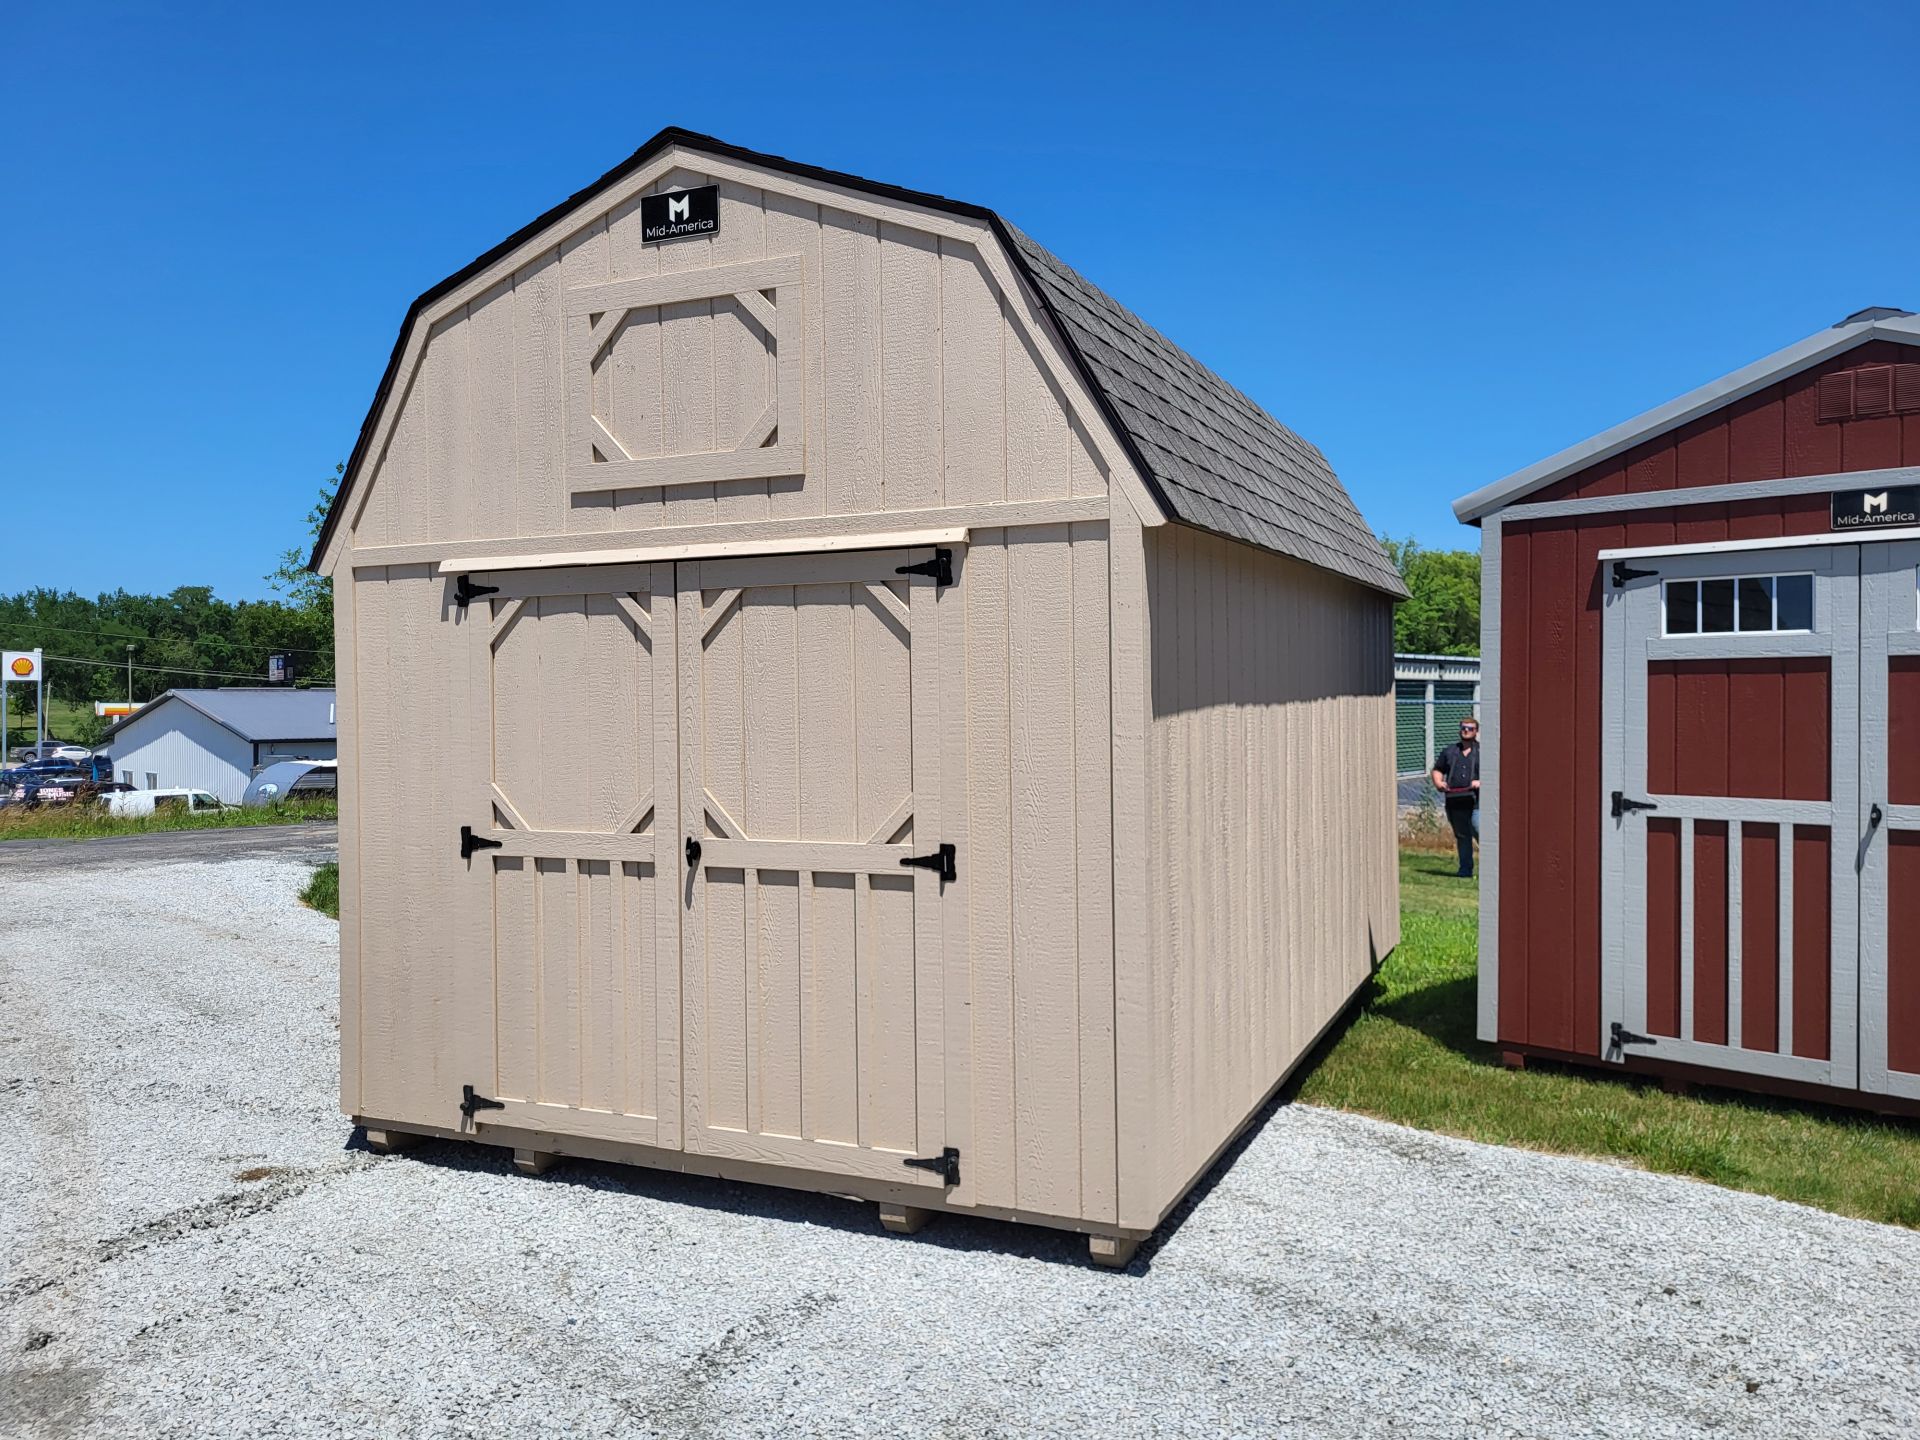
[3,831,1917,1438]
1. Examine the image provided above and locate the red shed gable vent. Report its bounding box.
[1817,363,1920,422]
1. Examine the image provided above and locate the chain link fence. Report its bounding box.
[1394,667,1480,778]
[1397,652,1482,791]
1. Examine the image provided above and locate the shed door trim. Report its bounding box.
[1603,544,1859,1087]
[1857,539,1920,1101]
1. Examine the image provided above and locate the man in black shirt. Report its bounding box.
[1430,718,1481,878]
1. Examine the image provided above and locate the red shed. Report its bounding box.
[1455,307,1920,1113]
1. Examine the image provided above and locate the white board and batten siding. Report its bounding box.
[328,137,1399,1250]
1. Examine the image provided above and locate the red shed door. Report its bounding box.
[1859,539,1920,1102]
[1604,545,1859,1088]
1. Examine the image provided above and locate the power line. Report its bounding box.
[33,651,269,684]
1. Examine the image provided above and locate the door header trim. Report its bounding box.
[1597,526,1920,563]
[438,527,970,576]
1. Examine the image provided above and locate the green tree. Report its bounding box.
[265,462,342,620]
[1380,536,1479,655]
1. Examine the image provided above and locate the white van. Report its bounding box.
[102,788,234,818]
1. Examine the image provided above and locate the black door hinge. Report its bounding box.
[1609,1021,1658,1054]
[899,842,956,885]
[1611,560,1658,588]
[460,1084,506,1120]
[895,548,953,588]
[1610,791,1659,820]
[461,824,504,861]
[901,1146,961,1186]
[454,574,500,609]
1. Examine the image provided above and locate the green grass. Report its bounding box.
[301,861,339,919]
[1298,846,1920,1229]
[4,697,98,751]
[0,796,337,842]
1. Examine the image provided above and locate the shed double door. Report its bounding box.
[465,548,951,1188]
[1605,541,1919,1100]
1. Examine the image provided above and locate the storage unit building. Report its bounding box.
[101,687,337,803]
[314,129,1404,1263]
[1456,307,1920,1114]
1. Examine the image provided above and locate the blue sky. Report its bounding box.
[4,2,1917,601]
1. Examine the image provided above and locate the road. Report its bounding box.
[2,831,1916,1438]
[0,822,336,875]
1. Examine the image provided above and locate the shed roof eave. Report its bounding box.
[1452,314,1920,524]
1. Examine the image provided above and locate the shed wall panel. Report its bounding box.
[1129,525,1397,1229]
[949,526,1117,1224]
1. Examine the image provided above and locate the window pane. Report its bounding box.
[1737,576,1773,631]
[1775,574,1813,631]
[1666,580,1699,634]
[1701,578,1736,633]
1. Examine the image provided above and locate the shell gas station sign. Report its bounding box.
[2,649,45,757]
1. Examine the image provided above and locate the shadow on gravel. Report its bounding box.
[339,958,1417,1280]
[346,1127,1111,1272]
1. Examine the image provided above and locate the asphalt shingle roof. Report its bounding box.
[1008,229,1406,597]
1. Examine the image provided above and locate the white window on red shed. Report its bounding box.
[1664,574,1813,635]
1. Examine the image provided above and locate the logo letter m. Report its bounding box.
[667,194,691,222]
[1866,491,1890,514]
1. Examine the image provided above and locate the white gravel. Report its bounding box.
[2,834,1917,1439]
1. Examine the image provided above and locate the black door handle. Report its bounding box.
[1871,803,1885,830]
[686,836,702,867]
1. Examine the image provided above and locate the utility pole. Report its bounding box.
[126,643,135,704]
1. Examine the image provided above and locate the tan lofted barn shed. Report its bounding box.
[314,129,1404,1265]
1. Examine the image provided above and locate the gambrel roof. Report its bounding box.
[315,128,1405,598]
[1453,307,1920,522]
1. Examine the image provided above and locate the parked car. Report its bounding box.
[6,755,113,787]
[8,742,93,764]
[101,788,235,818]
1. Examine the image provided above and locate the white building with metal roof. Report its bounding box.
[102,688,336,803]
